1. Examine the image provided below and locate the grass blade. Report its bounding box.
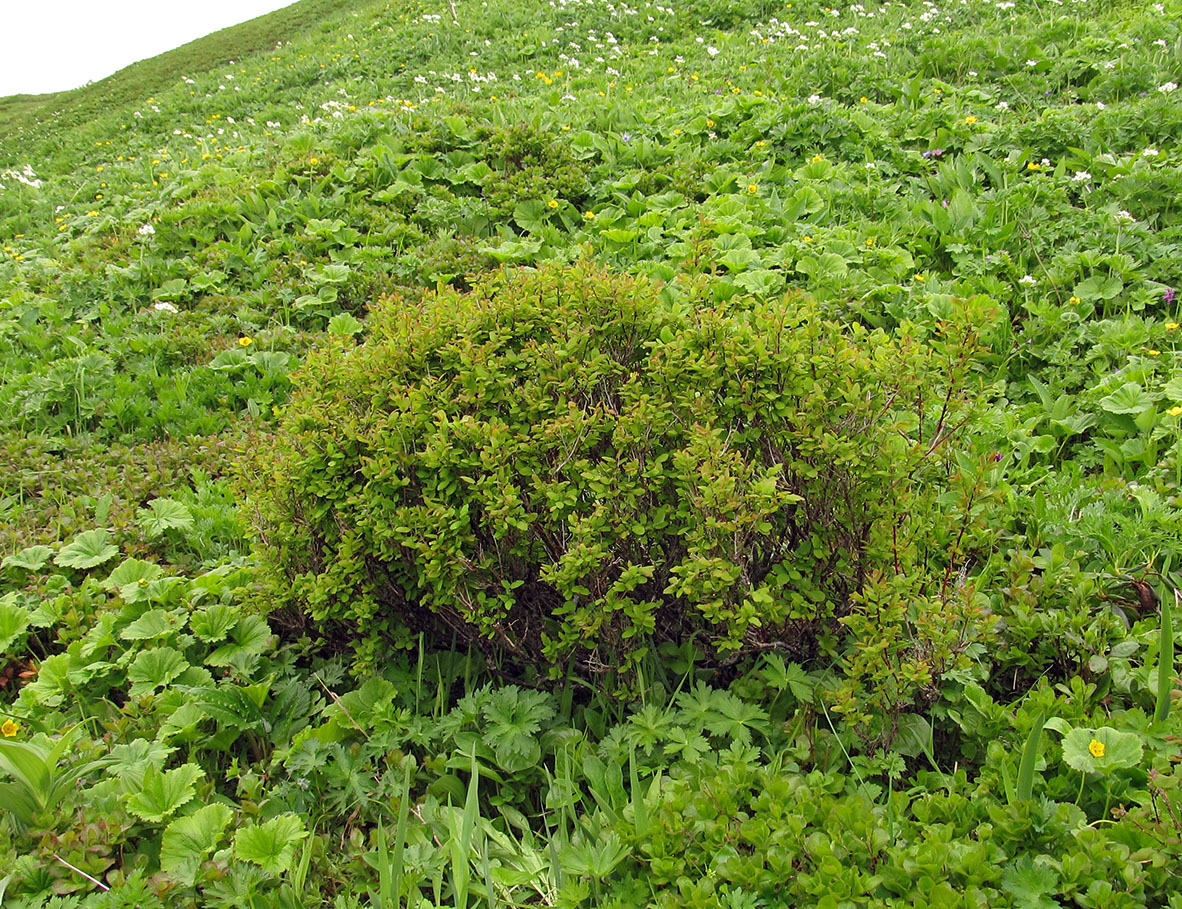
[1155,587,1175,724]
[1014,712,1045,803]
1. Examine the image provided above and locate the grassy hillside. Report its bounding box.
[0,0,370,160]
[0,0,1181,903]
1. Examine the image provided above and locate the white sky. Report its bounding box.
[0,0,299,97]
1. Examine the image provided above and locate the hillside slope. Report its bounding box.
[1,0,1182,903]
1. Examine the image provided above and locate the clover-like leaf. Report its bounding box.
[233,814,308,873]
[54,529,119,569]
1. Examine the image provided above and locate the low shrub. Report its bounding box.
[247,264,985,686]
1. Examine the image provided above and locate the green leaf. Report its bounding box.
[0,595,31,653]
[513,200,547,234]
[205,616,274,667]
[160,803,234,886]
[127,647,190,696]
[2,545,53,572]
[121,609,185,641]
[234,814,308,873]
[138,499,194,536]
[1073,274,1123,302]
[1015,713,1045,802]
[190,605,238,643]
[126,763,203,823]
[104,558,164,591]
[100,739,175,788]
[1061,726,1143,774]
[1156,589,1174,724]
[481,686,554,772]
[1098,382,1154,415]
[1001,855,1060,908]
[54,529,119,569]
[327,312,364,337]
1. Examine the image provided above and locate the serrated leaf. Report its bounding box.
[121,609,185,641]
[205,615,274,667]
[2,545,53,572]
[126,763,203,823]
[104,558,164,591]
[184,685,266,731]
[1061,726,1143,773]
[1098,382,1154,415]
[160,803,234,886]
[0,595,31,653]
[127,647,189,696]
[101,739,175,788]
[54,529,119,569]
[138,499,194,536]
[190,605,238,643]
[234,814,308,873]
[327,312,364,337]
[1001,855,1059,907]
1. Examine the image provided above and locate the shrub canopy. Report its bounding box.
[248,264,977,684]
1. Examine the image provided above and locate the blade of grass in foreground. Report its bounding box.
[1015,712,1046,803]
[1155,586,1175,724]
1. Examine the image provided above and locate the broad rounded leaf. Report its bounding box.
[0,594,31,653]
[160,803,234,886]
[205,616,275,667]
[233,814,308,873]
[2,545,54,572]
[104,558,164,591]
[126,763,203,823]
[1098,382,1154,415]
[1062,725,1142,774]
[54,530,119,570]
[138,499,194,536]
[127,647,190,696]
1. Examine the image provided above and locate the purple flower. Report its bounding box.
[921,148,944,159]
[620,133,631,143]
[1166,287,1177,305]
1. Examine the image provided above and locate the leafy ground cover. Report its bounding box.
[1,0,1182,903]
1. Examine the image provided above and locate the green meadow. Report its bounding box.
[1,0,1181,903]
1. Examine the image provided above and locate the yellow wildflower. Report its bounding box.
[1088,738,1105,759]
[238,337,253,347]
[1069,296,1082,306]
[964,115,978,124]
[1,719,19,738]
[583,210,596,220]
[1027,161,1041,171]
[1168,406,1182,417]
[746,183,759,194]
[548,199,559,209]
[1166,322,1179,331]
